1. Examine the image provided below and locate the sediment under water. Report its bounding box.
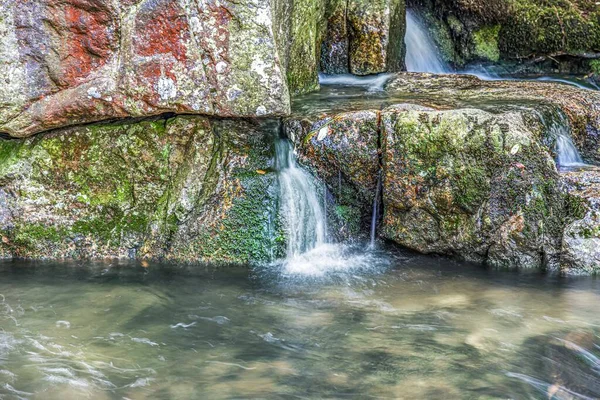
[0,255,599,399]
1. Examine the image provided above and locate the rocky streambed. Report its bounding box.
[2,0,600,275]
[0,72,599,274]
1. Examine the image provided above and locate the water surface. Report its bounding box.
[1,253,599,399]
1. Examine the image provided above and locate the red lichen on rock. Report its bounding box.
[133,0,190,62]
[45,0,115,87]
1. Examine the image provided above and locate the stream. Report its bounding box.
[1,256,599,399]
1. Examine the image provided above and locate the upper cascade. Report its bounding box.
[404,10,450,74]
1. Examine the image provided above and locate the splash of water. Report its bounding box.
[405,10,450,73]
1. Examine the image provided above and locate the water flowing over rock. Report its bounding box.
[385,73,600,163]
[406,0,600,73]
[405,9,449,73]
[287,73,600,273]
[285,109,381,239]
[275,139,327,256]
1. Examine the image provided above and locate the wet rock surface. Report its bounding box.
[385,73,600,163]
[0,116,282,264]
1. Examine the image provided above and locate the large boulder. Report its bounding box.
[385,73,600,163]
[0,116,283,264]
[381,106,566,269]
[0,0,338,137]
[320,0,406,75]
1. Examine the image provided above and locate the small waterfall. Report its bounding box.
[545,111,587,169]
[556,135,586,168]
[369,172,382,249]
[273,138,389,278]
[405,10,450,73]
[276,139,327,257]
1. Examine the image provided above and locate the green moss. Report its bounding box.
[13,224,65,244]
[500,0,600,58]
[72,214,149,243]
[473,25,501,62]
[286,0,327,95]
[188,173,283,264]
[590,59,600,75]
[334,205,362,237]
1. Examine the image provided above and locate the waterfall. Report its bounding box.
[273,138,388,277]
[318,73,393,91]
[369,172,382,249]
[405,10,450,73]
[556,135,586,168]
[276,139,327,257]
[545,111,587,169]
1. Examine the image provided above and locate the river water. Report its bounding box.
[1,253,599,399]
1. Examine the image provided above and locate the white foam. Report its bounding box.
[280,244,384,278]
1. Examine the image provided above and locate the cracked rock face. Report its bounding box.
[320,0,406,75]
[0,0,290,137]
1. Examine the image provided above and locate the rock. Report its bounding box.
[381,107,566,269]
[560,168,600,275]
[385,73,600,163]
[273,0,328,95]
[320,0,406,75]
[320,0,350,74]
[287,83,576,269]
[0,116,283,264]
[347,0,406,75]
[0,0,338,137]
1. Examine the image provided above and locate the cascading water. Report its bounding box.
[405,10,450,73]
[276,139,327,257]
[544,111,588,169]
[556,133,586,169]
[274,138,389,278]
[318,73,393,91]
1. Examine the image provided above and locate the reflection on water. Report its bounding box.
[0,252,599,399]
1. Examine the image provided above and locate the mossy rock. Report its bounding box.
[381,107,566,270]
[0,116,283,264]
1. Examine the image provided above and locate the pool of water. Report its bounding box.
[1,250,599,399]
